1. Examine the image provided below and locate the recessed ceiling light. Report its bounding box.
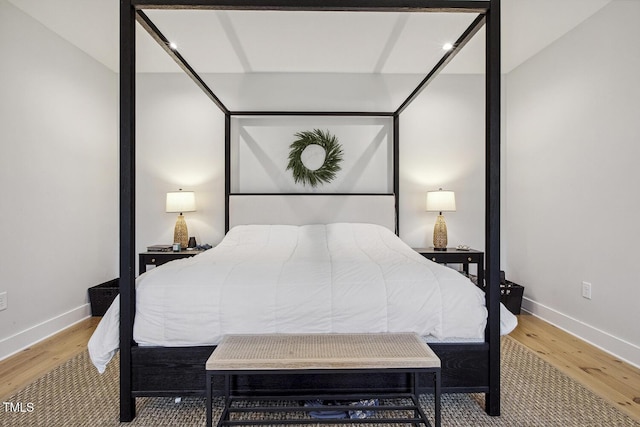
[442,43,454,51]
[169,42,178,50]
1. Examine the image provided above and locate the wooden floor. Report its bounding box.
[1,314,639,421]
[0,317,100,401]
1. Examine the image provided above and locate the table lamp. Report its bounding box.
[166,189,196,249]
[426,188,456,250]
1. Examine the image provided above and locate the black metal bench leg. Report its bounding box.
[206,372,212,427]
[434,370,441,427]
[412,371,433,427]
[219,374,231,427]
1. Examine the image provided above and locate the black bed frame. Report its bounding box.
[119,0,501,422]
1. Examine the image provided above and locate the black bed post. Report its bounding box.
[225,113,231,233]
[485,0,501,417]
[119,0,136,422]
[393,113,400,235]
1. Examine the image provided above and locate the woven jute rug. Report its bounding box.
[1,336,638,427]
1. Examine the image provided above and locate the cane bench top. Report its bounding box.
[206,332,440,371]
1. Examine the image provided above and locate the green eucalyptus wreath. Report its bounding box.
[286,129,343,188]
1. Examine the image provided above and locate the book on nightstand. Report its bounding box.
[146,244,173,252]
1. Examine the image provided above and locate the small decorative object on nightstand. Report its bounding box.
[426,188,456,250]
[166,189,196,249]
[188,236,197,248]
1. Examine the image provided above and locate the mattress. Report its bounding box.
[89,223,517,373]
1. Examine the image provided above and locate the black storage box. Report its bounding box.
[88,279,119,316]
[501,281,524,315]
[468,271,524,315]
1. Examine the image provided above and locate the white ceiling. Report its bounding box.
[7,0,613,110]
[142,10,476,74]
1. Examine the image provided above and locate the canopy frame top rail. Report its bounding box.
[133,0,490,13]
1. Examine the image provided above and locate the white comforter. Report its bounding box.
[89,223,517,373]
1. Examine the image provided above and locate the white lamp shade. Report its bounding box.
[166,190,196,213]
[426,190,456,212]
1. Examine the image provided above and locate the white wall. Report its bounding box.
[505,1,640,366]
[400,74,486,254]
[0,0,118,358]
[134,72,487,257]
[133,72,487,268]
[135,73,225,267]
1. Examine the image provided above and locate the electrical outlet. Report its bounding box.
[0,291,7,311]
[582,282,592,300]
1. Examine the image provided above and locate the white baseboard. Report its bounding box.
[522,297,640,369]
[0,304,92,361]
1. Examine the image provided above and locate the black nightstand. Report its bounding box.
[414,247,484,288]
[139,250,204,275]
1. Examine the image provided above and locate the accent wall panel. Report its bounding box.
[230,115,393,194]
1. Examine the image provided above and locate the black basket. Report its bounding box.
[501,281,524,315]
[467,272,524,315]
[88,279,119,316]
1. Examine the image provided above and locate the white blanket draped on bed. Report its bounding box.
[89,223,517,373]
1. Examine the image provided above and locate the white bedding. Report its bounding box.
[89,223,517,373]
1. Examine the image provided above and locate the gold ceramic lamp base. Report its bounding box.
[433,214,448,250]
[173,214,189,249]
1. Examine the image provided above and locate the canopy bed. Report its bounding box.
[115,0,502,423]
